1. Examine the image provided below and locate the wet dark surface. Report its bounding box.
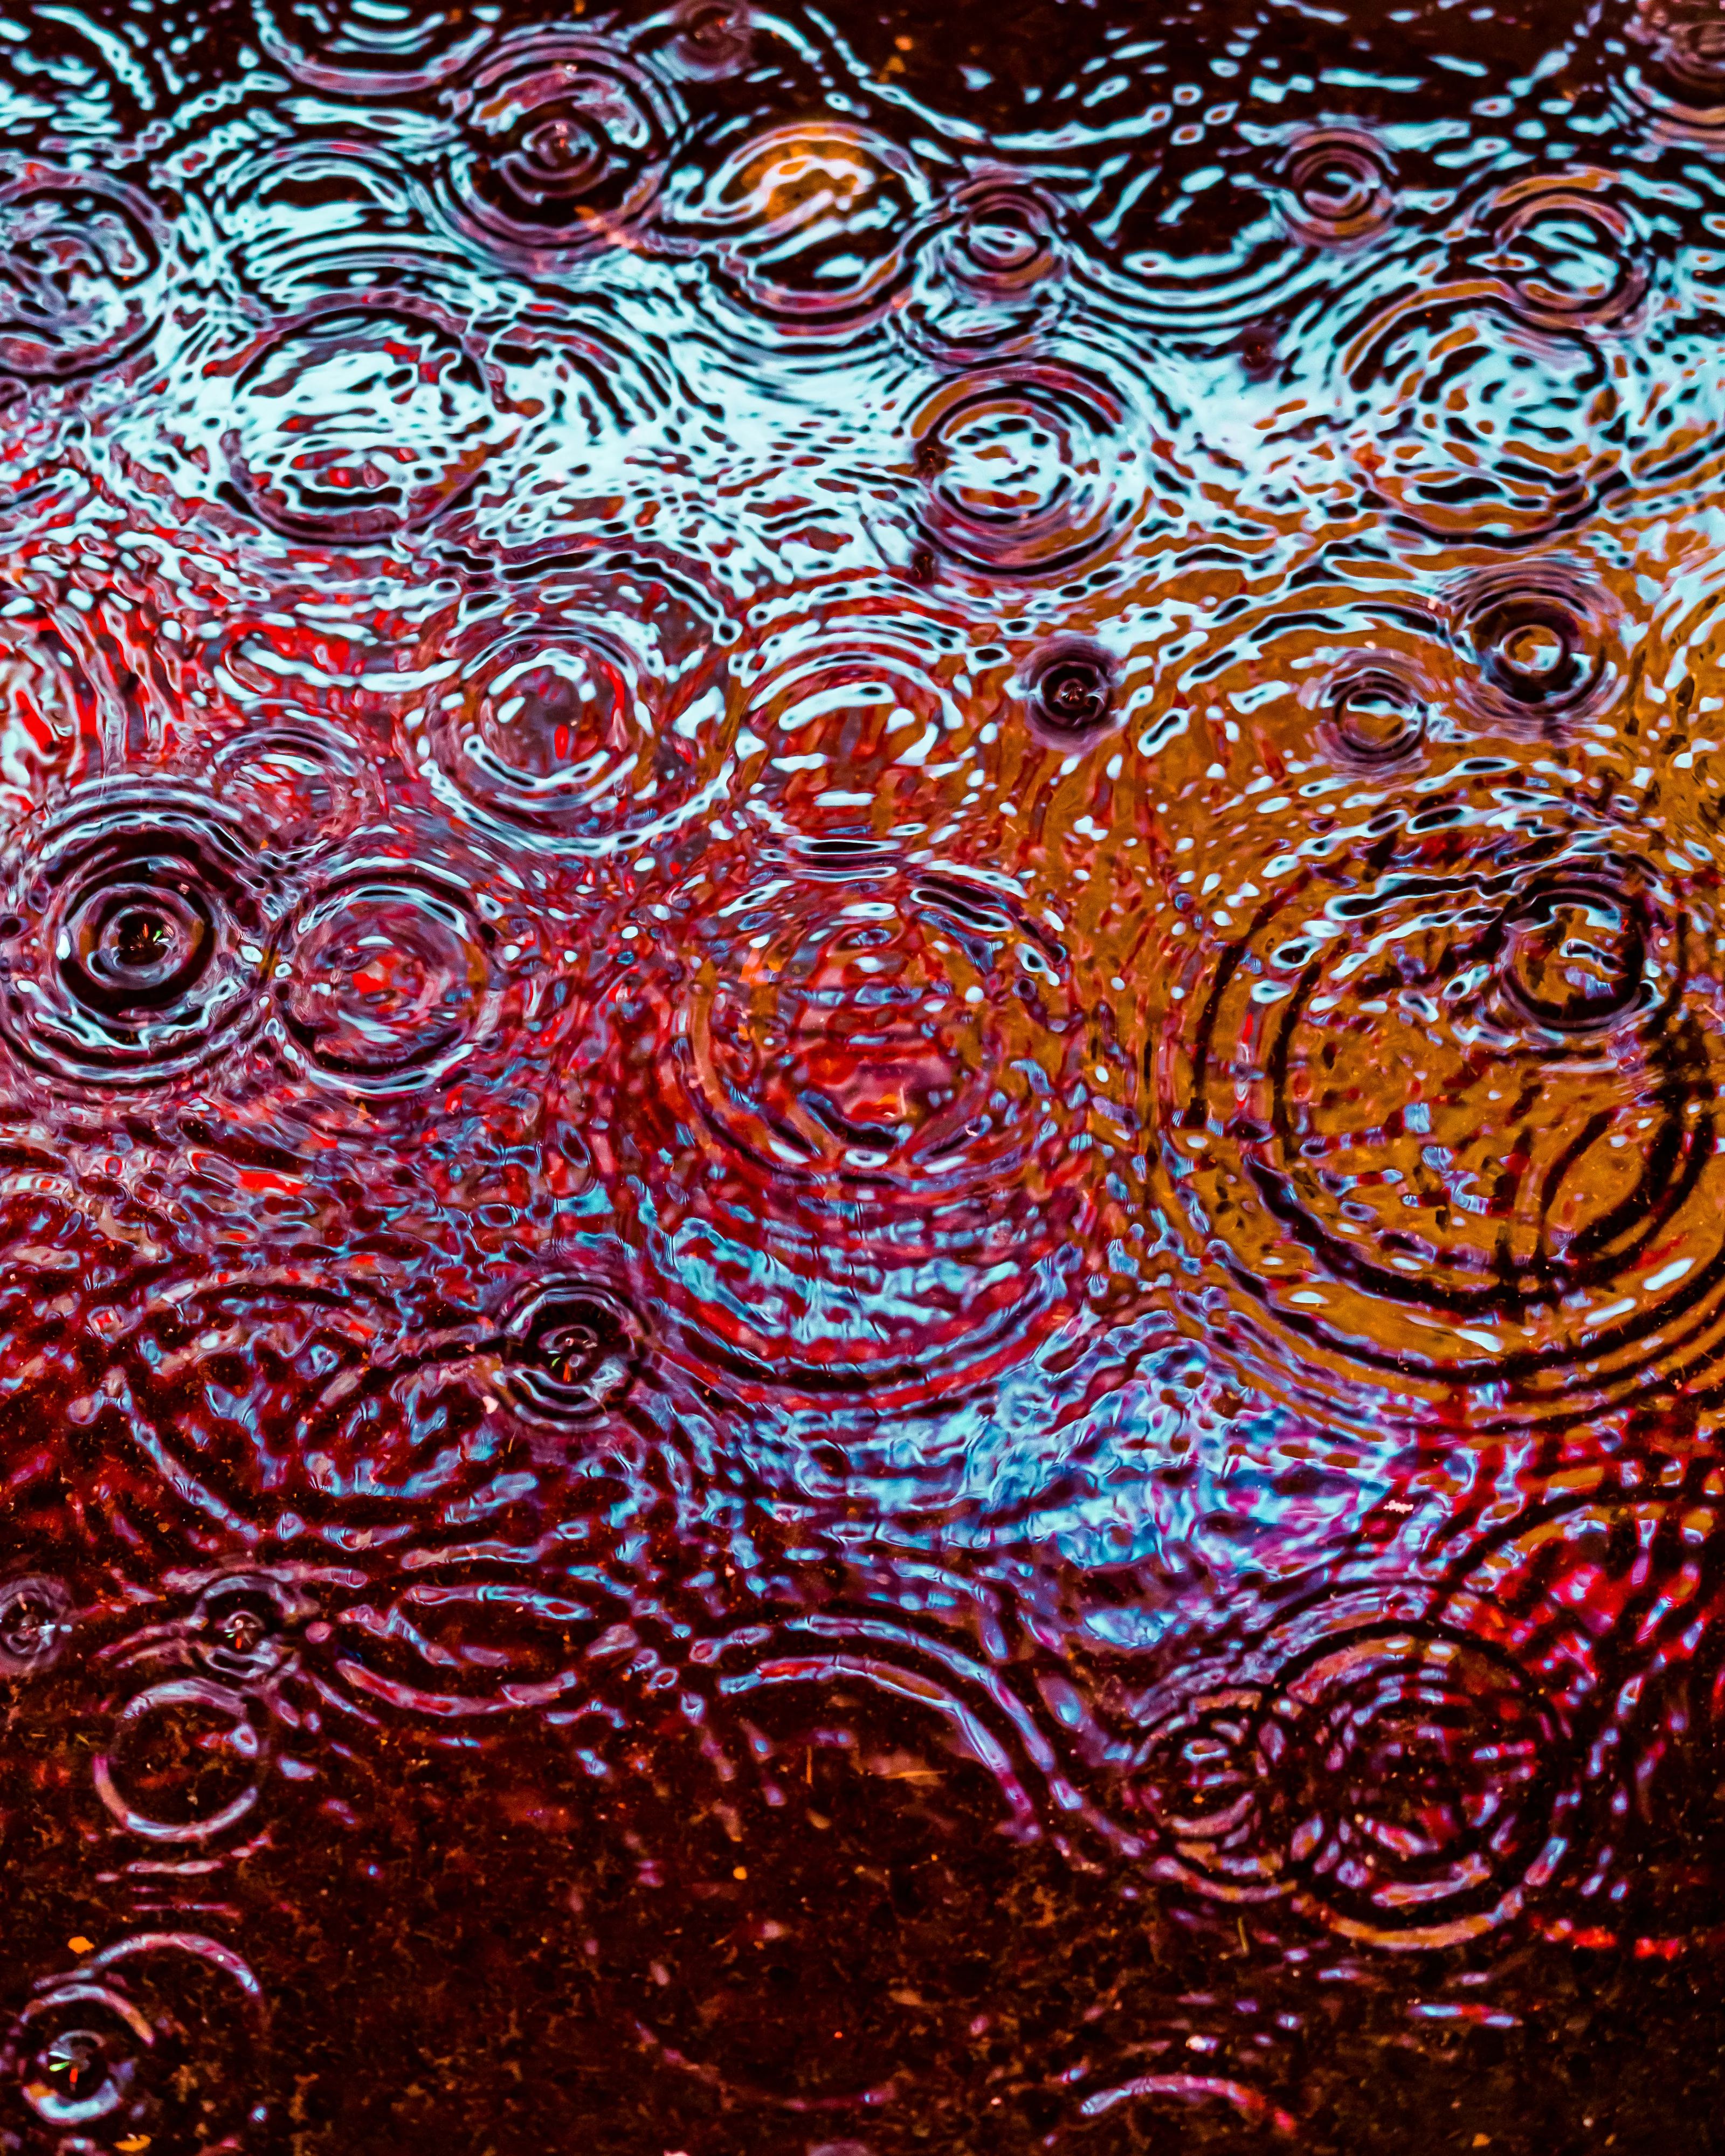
[0,0,1722,2147]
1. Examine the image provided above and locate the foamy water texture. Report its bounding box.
[0,0,1721,2148]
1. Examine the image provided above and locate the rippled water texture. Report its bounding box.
[1,0,1724,2148]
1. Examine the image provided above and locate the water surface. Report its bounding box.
[0,0,1719,2148]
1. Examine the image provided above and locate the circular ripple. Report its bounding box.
[1322,655,1430,765]
[202,720,376,863]
[279,867,501,1095]
[647,1,755,79]
[1625,0,1725,138]
[729,601,984,839]
[1443,563,1622,734]
[896,177,1068,362]
[1096,1584,1572,1951]
[1,1935,261,2155]
[612,860,1109,1401]
[909,364,1145,577]
[1156,797,1725,1398]
[1265,1620,1563,1950]
[1281,129,1396,247]
[187,1573,310,1688]
[0,166,163,381]
[0,783,282,1089]
[673,120,927,340]
[582,1618,1064,2110]
[498,1277,642,1427]
[406,563,736,852]
[1484,177,1647,334]
[0,1574,72,1678]
[107,1277,543,1541]
[1344,298,1625,541]
[92,1677,274,1844]
[1141,582,1457,777]
[679,869,1082,1186]
[1022,637,1120,750]
[1435,1488,1725,1953]
[220,141,472,313]
[1128,1686,1288,1905]
[440,32,677,267]
[217,303,519,543]
[254,0,493,95]
[1061,2074,1298,2148]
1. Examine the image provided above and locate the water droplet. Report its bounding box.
[0,1574,71,1676]
[500,1277,641,1425]
[441,33,678,267]
[1282,130,1396,246]
[1024,638,1118,748]
[1327,664,1427,764]
[0,783,279,1088]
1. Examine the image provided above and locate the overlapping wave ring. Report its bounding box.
[0,0,1724,2145]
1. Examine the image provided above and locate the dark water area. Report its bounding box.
[0,0,1723,2148]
